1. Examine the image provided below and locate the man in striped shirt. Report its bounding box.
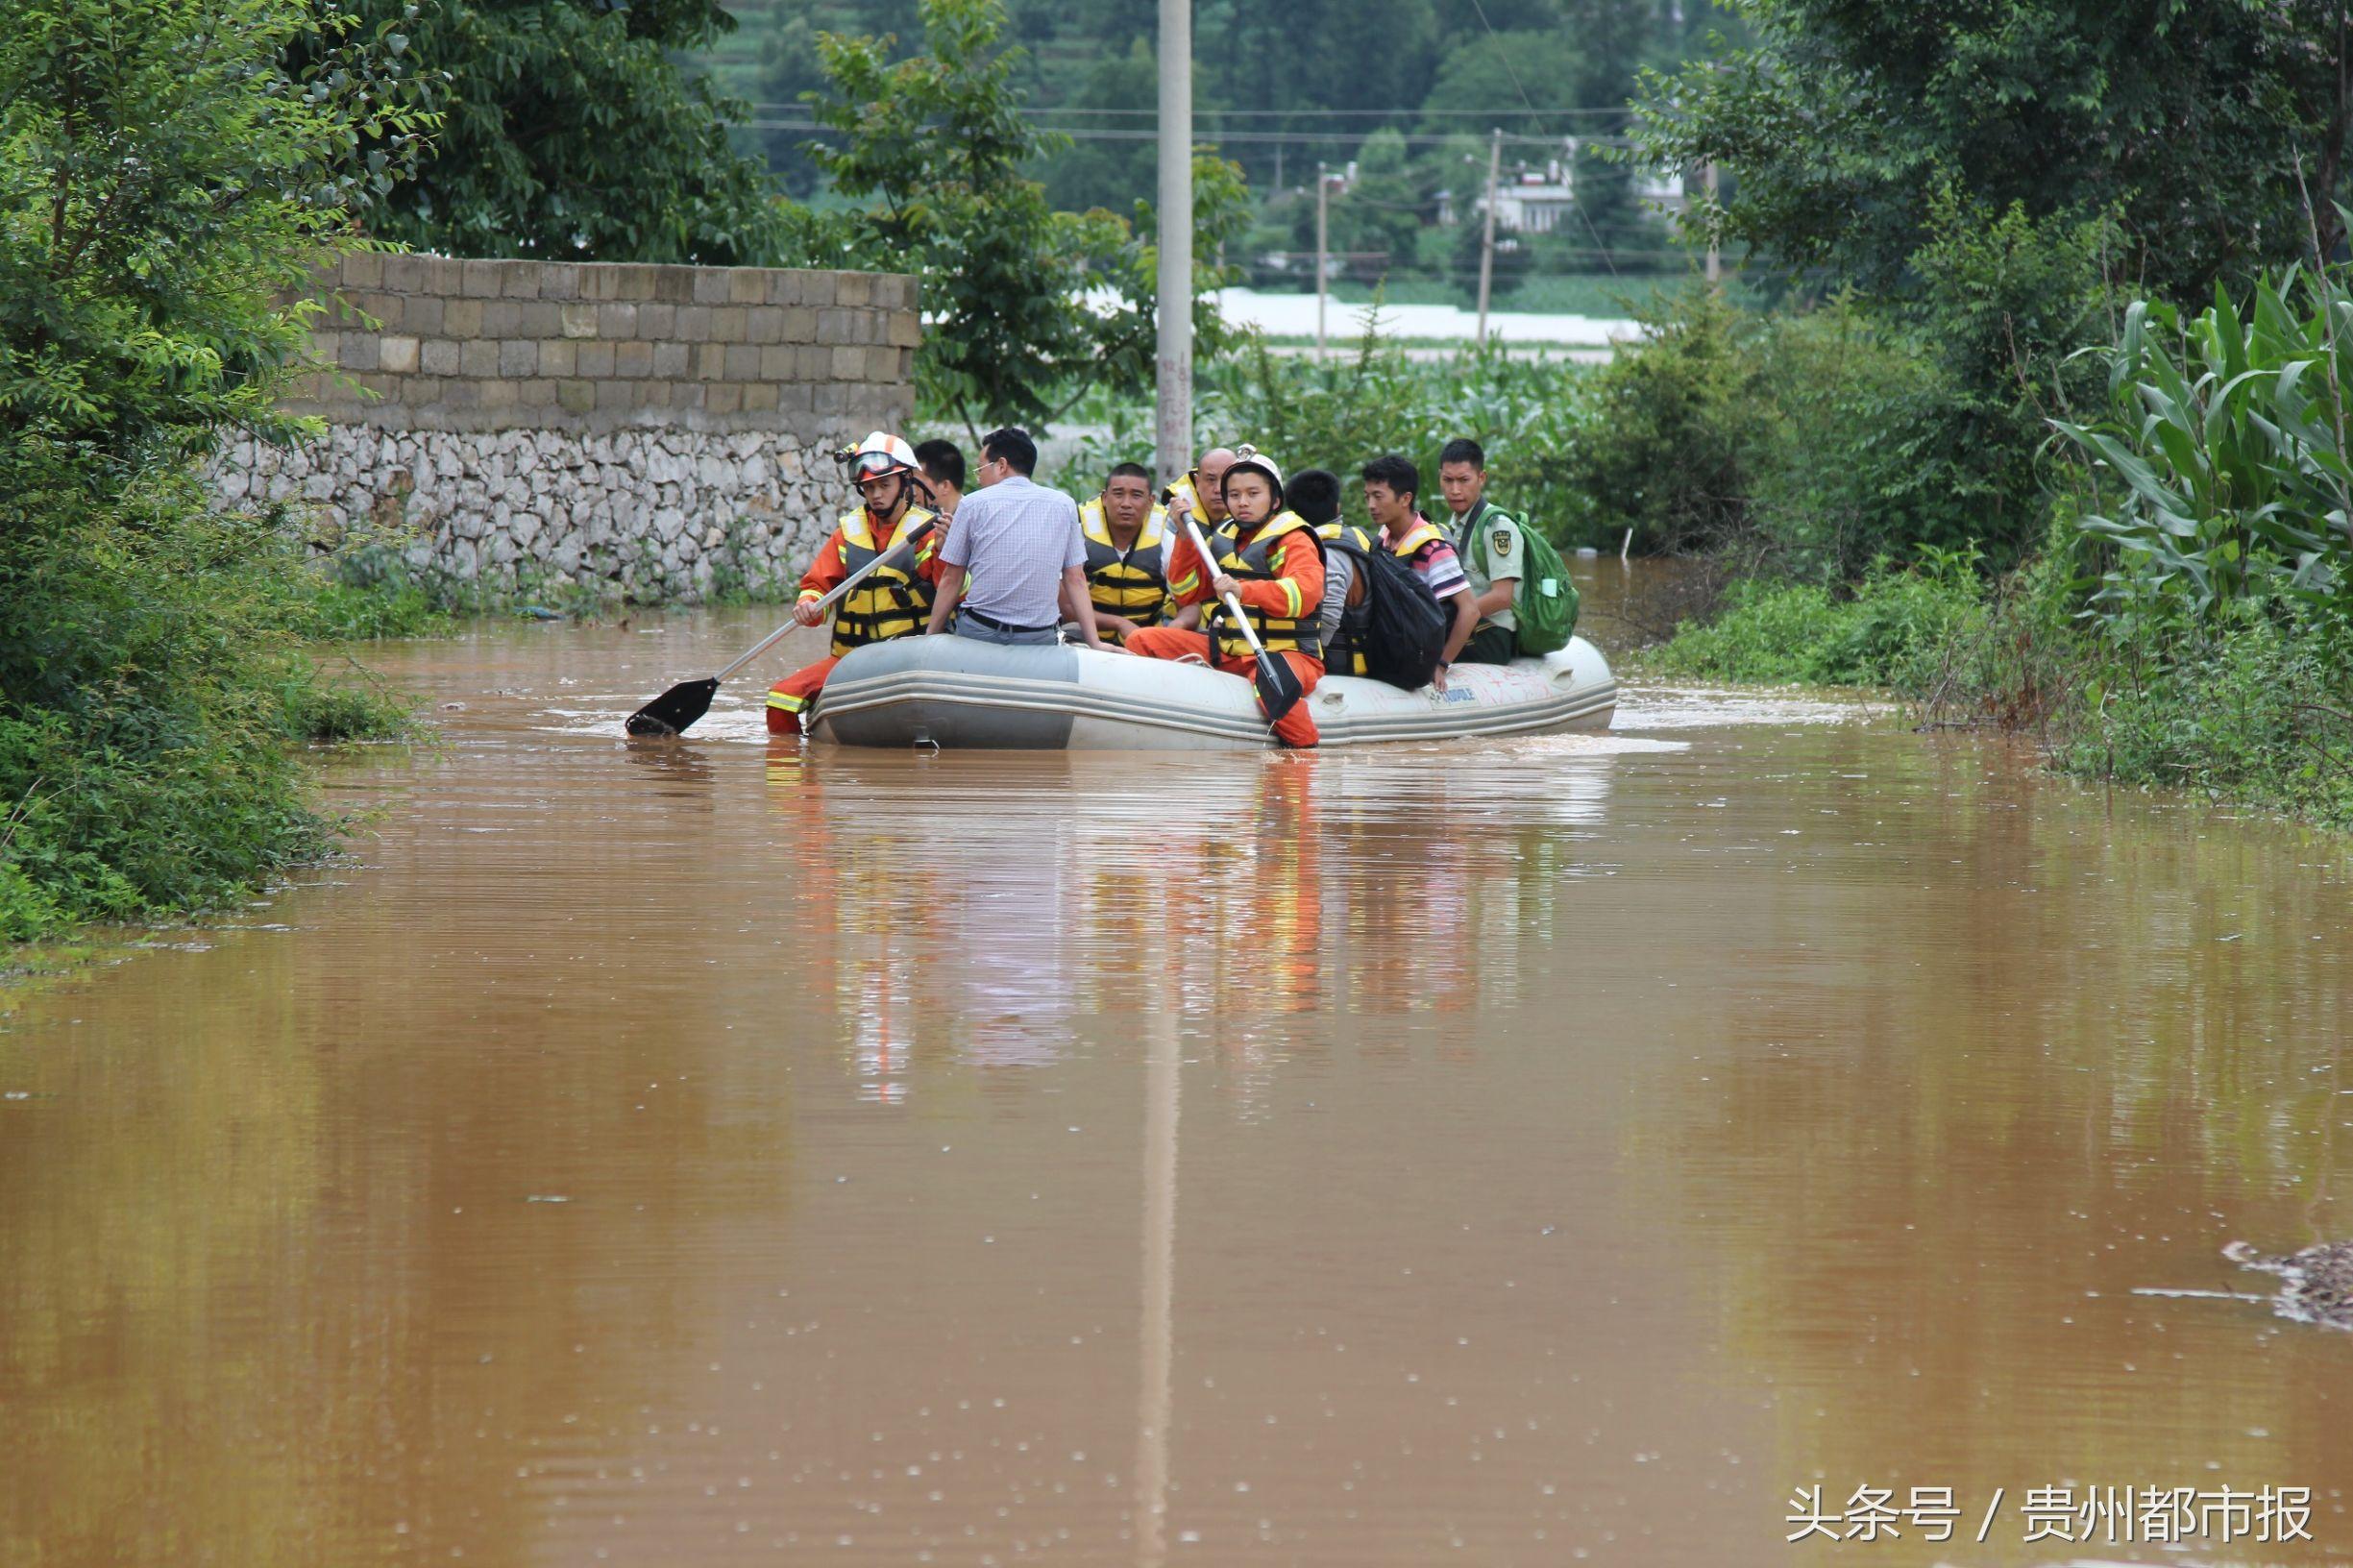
[1361,454,1478,691]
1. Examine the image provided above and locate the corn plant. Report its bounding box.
[2052,266,2353,620]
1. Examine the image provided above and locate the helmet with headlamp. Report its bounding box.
[833,430,920,483]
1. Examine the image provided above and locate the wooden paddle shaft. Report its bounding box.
[713,515,937,683]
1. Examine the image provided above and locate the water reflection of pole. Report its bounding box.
[1135,925,1180,1566]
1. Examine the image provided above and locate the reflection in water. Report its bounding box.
[1134,921,1180,1568]
[4,601,2350,1566]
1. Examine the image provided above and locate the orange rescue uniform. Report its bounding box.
[1127,513,1327,747]
[767,505,944,734]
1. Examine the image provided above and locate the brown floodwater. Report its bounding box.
[5,565,2351,1567]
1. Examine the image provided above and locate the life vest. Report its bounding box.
[1197,510,1324,661]
[830,504,939,657]
[1080,498,1173,628]
[1388,518,1447,565]
[1315,521,1379,676]
[1160,472,1202,515]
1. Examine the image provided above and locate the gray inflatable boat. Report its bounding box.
[809,635,1616,749]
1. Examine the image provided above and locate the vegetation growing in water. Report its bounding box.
[0,0,429,941]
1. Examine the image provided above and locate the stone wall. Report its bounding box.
[211,253,919,602]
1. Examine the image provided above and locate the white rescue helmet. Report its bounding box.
[1221,443,1285,506]
[835,429,919,482]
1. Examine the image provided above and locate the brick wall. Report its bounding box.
[213,254,921,601]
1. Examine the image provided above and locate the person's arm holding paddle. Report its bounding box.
[793,529,851,626]
[1208,533,1322,642]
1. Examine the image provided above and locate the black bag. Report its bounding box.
[1326,533,1448,690]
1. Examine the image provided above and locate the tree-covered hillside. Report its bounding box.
[699,0,1733,298]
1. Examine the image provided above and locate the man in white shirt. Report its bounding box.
[925,428,1109,649]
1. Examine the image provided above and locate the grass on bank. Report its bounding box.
[1644,554,2353,832]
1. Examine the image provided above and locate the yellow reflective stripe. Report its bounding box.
[1280,576,1303,619]
[1171,570,1201,594]
[768,691,806,711]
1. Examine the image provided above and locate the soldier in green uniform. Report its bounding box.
[1436,437,1523,666]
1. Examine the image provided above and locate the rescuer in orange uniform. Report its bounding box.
[767,431,943,735]
[1126,447,1328,748]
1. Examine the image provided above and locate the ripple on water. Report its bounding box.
[4,603,2348,1568]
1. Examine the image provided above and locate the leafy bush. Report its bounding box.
[2,0,425,942]
[0,481,412,942]
[2054,266,2353,620]
[2058,596,2353,828]
[1554,287,1765,556]
[1556,287,2004,575]
[1646,550,1987,694]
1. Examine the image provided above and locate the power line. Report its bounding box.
[741,102,1634,120]
[1463,0,1623,281]
[732,117,1641,150]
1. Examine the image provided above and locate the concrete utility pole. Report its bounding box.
[1154,0,1191,489]
[1315,162,1330,358]
[1703,161,1721,283]
[1476,127,1501,344]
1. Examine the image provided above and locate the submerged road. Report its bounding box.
[3,563,2348,1565]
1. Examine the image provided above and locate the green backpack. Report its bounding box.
[1485,507,1578,656]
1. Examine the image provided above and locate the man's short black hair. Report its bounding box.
[981,427,1038,477]
[1286,467,1343,526]
[1106,461,1152,486]
[1360,453,1419,504]
[914,438,965,491]
[1438,437,1486,472]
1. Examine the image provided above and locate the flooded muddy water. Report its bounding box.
[5,573,2351,1566]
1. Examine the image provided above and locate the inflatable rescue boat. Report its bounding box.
[809,635,1616,749]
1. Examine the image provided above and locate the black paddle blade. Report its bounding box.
[626,676,720,738]
[1251,650,1305,725]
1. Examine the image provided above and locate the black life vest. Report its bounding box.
[830,505,939,657]
[1080,498,1173,628]
[1196,511,1324,662]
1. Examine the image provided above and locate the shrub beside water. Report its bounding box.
[1,0,434,945]
[1645,551,1988,695]
[2054,599,2353,829]
[0,478,415,943]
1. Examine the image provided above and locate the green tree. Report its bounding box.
[4,0,427,482]
[1321,130,1423,283]
[786,0,1249,433]
[1041,37,1158,214]
[345,0,786,263]
[2,0,420,937]
[1635,0,2353,301]
[1202,0,1439,191]
[754,1,920,196]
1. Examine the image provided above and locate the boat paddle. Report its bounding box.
[625,515,938,737]
[1179,516,1304,727]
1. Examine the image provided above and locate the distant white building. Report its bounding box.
[1446,157,1691,232]
[1493,163,1578,233]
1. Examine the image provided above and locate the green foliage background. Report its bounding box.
[709,0,1717,299]
[1,0,420,942]
[341,0,788,263]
